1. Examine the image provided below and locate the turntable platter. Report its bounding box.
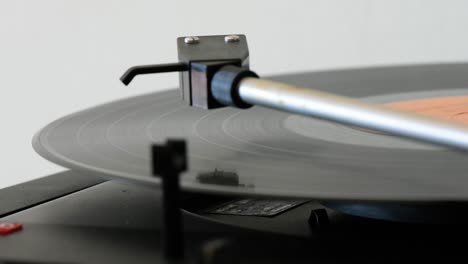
[33,63,468,201]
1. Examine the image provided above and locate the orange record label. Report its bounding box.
[385,96,468,125]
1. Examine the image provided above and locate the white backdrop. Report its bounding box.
[1,0,468,188]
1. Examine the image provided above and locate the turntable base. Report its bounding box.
[0,172,466,263]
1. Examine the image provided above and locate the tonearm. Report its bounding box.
[121,34,468,152]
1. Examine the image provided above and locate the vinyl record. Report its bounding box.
[33,63,468,201]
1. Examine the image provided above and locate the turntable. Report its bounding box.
[1,35,468,263]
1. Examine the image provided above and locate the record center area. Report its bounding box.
[285,89,468,150]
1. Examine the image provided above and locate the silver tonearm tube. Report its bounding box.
[238,77,468,152]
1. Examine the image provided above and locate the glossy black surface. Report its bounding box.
[1,172,467,263]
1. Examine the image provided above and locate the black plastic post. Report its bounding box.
[308,208,330,232]
[152,140,187,260]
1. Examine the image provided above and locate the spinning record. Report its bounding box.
[33,63,468,201]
